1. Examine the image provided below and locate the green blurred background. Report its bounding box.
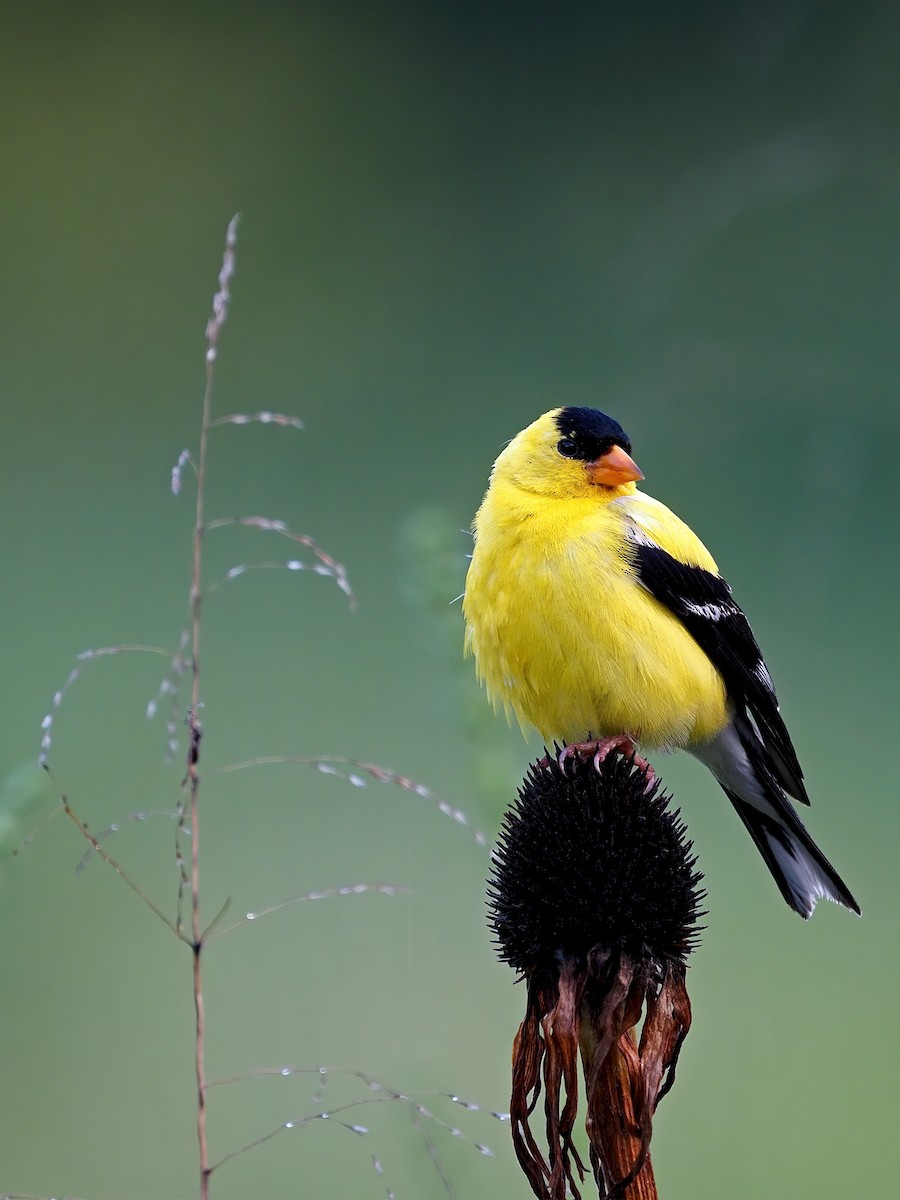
[1,3,898,1197]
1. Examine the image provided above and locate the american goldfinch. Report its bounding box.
[463,406,859,919]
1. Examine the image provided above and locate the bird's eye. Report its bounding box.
[557,437,578,457]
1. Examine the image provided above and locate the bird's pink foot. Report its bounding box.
[557,735,656,789]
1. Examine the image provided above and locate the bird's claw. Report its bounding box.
[557,735,656,791]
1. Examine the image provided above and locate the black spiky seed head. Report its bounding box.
[487,751,705,974]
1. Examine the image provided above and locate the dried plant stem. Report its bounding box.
[585,1029,658,1200]
[185,216,237,1200]
[55,787,181,937]
[182,212,238,1200]
[187,357,214,1200]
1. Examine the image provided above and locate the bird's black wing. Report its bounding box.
[632,541,809,804]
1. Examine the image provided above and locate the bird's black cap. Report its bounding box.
[554,407,632,458]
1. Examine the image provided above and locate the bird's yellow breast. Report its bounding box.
[463,482,729,749]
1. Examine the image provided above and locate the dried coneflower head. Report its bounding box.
[487,750,705,1200]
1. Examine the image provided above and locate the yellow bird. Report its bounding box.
[463,406,859,919]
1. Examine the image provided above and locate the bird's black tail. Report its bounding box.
[723,787,860,919]
[691,719,859,919]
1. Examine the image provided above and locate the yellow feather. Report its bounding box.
[463,410,729,749]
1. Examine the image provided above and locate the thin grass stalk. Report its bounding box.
[188,353,213,1200]
[187,216,236,1200]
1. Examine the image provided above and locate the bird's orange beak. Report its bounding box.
[587,445,644,487]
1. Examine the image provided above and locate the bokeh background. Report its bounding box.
[1,3,898,1198]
